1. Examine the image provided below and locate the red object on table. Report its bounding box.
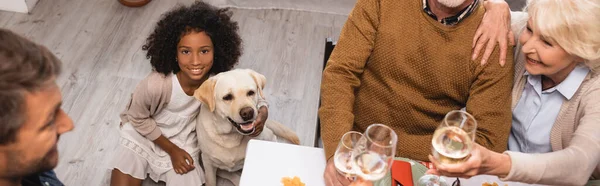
[391,160,414,186]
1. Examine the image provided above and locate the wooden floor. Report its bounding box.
[0,0,346,185]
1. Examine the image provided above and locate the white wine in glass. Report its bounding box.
[352,124,398,181]
[352,150,389,180]
[418,110,477,186]
[431,125,473,164]
[334,131,364,178]
[431,110,477,164]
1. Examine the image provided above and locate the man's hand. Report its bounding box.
[250,106,268,137]
[473,0,513,66]
[349,178,373,186]
[324,158,353,186]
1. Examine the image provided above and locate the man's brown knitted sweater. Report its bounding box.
[319,0,514,161]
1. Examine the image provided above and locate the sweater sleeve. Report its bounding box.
[257,96,269,109]
[466,46,514,153]
[119,73,166,141]
[319,0,380,160]
[502,80,600,186]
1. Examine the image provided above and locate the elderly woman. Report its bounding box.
[428,0,600,185]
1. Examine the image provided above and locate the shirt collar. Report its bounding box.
[524,65,590,100]
[555,65,590,100]
[423,0,479,26]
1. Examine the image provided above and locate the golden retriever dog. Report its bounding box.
[193,69,300,186]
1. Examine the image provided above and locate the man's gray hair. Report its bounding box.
[0,29,62,144]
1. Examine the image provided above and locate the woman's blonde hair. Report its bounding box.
[526,0,600,70]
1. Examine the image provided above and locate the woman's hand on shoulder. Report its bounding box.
[473,0,514,66]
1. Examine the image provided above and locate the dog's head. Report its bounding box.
[193,69,266,135]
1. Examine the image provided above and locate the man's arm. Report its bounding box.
[319,0,381,160]
[466,46,514,153]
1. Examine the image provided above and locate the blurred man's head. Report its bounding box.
[0,29,74,180]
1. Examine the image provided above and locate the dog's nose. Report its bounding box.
[240,107,254,121]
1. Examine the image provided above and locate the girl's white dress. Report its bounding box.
[111,75,205,185]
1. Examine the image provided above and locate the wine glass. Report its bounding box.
[418,110,477,186]
[334,131,364,179]
[351,124,398,181]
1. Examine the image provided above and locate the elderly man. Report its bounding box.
[319,0,514,185]
[0,29,74,186]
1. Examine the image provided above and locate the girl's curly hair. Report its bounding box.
[142,1,242,76]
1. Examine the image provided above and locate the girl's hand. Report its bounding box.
[250,105,268,137]
[153,135,196,174]
[167,146,195,174]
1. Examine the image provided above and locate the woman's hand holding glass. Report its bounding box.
[418,110,478,186]
[426,142,486,178]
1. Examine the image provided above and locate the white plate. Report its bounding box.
[240,139,327,186]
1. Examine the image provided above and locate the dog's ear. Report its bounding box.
[247,69,266,99]
[194,78,217,112]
